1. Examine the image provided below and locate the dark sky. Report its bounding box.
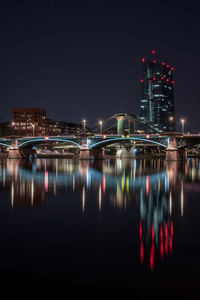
[1,0,200,131]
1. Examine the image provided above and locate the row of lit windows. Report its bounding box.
[13,122,45,126]
[14,126,44,130]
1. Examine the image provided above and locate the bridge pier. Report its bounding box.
[116,147,136,158]
[79,148,93,160]
[8,148,36,159]
[79,147,105,160]
[165,137,187,161]
[92,148,105,160]
[178,148,188,161]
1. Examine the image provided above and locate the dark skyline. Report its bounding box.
[1,1,200,131]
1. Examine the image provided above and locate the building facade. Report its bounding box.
[45,119,62,136]
[12,108,84,137]
[140,51,175,132]
[13,108,46,136]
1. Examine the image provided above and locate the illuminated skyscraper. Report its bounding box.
[140,51,175,132]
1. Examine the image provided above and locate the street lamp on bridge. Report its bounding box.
[99,120,102,134]
[32,124,35,136]
[11,122,15,136]
[82,119,86,134]
[169,116,174,132]
[180,119,185,134]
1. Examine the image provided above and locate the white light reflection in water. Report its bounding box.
[3,167,5,187]
[181,180,184,217]
[53,182,56,196]
[44,171,49,192]
[72,175,75,191]
[98,184,102,211]
[169,191,172,216]
[82,185,85,212]
[11,181,14,207]
[31,179,34,206]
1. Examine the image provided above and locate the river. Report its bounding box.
[0,158,199,296]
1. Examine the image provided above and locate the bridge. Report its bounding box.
[0,113,200,160]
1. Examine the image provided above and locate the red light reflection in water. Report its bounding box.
[165,223,168,254]
[150,244,155,270]
[139,219,173,270]
[170,220,174,254]
[140,221,142,239]
[169,237,173,254]
[160,225,163,240]
[102,175,106,194]
[160,240,164,259]
[160,225,164,258]
[171,220,174,236]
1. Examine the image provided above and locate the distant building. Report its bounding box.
[45,120,82,136]
[140,51,175,132]
[59,122,82,135]
[11,108,84,137]
[45,119,62,136]
[13,108,46,136]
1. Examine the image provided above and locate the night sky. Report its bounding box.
[1,1,200,131]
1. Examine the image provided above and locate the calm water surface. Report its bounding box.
[0,158,200,295]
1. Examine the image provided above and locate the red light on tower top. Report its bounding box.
[142,58,145,63]
[171,67,174,71]
[162,62,165,66]
[141,79,144,83]
[152,50,156,54]
[153,60,156,63]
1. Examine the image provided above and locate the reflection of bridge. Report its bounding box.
[2,162,167,190]
[1,113,200,160]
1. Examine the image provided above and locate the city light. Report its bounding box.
[99,120,103,133]
[181,119,185,133]
[32,124,35,136]
[82,119,86,134]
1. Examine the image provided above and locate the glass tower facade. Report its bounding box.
[140,51,175,132]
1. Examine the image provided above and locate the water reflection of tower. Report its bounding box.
[139,173,174,270]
